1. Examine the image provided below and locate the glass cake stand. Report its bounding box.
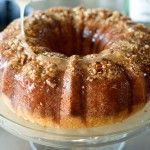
[0,99,150,150]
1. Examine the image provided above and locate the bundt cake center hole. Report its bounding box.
[27,19,108,56]
[46,32,106,57]
[35,25,106,56]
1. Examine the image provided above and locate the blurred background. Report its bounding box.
[0,0,150,32]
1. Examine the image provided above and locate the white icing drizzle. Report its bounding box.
[27,83,35,93]
[15,0,35,58]
[0,61,8,69]
[14,74,36,93]
[16,0,30,36]
[14,74,24,82]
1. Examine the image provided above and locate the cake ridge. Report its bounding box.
[60,55,86,121]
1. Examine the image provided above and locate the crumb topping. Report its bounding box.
[87,59,123,81]
[0,6,149,84]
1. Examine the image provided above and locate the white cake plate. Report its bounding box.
[0,99,150,149]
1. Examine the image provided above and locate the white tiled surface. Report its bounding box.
[0,127,150,150]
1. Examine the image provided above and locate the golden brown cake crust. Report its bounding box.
[0,7,150,128]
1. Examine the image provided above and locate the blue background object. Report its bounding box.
[0,0,29,31]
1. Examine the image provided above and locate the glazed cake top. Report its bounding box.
[0,7,150,84]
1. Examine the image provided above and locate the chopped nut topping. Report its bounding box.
[40,102,43,106]
[0,6,149,87]
[145,45,149,49]
[46,79,56,88]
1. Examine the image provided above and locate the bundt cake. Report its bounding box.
[0,7,150,128]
